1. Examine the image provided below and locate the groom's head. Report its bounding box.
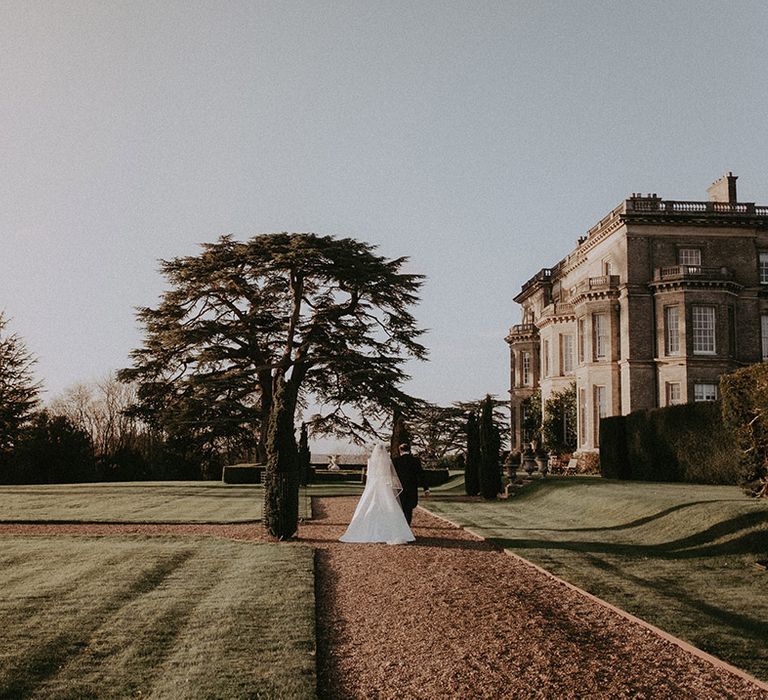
[399,443,411,455]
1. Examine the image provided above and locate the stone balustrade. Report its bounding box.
[626,198,764,216]
[575,275,620,295]
[654,265,732,281]
[540,302,575,319]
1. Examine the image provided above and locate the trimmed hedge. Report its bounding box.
[222,464,263,484]
[600,401,740,484]
[422,468,451,487]
[598,416,628,479]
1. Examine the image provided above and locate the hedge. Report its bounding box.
[599,401,740,484]
[721,362,768,491]
[222,464,263,484]
[599,416,629,479]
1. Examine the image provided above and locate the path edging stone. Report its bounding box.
[419,505,768,693]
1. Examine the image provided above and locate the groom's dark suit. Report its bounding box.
[392,451,427,525]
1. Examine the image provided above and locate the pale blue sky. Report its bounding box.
[3,2,768,438]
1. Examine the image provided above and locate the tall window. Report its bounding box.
[562,334,574,374]
[694,383,718,402]
[522,351,531,386]
[603,259,613,276]
[593,385,607,446]
[543,340,550,377]
[679,248,701,270]
[578,319,586,364]
[692,306,716,354]
[762,315,768,360]
[760,252,768,284]
[666,382,682,406]
[593,313,608,360]
[664,306,680,356]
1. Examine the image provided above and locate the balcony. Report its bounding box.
[654,266,733,282]
[505,323,539,344]
[575,275,620,295]
[540,302,575,321]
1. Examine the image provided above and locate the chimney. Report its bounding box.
[707,172,738,203]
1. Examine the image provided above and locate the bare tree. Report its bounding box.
[50,374,141,457]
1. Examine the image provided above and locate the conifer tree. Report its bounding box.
[464,412,480,496]
[479,395,501,500]
[0,313,41,459]
[121,233,426,539]
[298,422,311,486]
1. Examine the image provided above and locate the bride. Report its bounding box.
[339,444,415,545]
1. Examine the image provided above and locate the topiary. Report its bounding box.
[464,413,480,496]
[478,395,501,499]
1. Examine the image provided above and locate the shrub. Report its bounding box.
[599,401,739,485]
[721,363,768,493]
[298,423,311,486]
[599,416,629,479]
[478,396,501,499]
[464,413,480,496]
[222,464,263,484]
[542,383,577,454]
[422,468,450,487]
[577,451,600,474]
[12,411,97,484]
[521,389,542,446]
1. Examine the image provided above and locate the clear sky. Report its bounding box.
[3,1,768,440]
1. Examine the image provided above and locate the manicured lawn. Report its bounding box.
[0,482,307,523]
[0,536,315,699]
[423,477,768,681]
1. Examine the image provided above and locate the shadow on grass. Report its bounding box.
[490,510,768,560]
[516,500,755,534]
[570,551,768,648]
[0,549,198,699]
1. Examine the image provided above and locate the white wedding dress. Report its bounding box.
[339,444,415,545]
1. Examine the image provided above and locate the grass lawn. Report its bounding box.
[423,477,768,681]
[0,481,308,523]
[0,536,315,699]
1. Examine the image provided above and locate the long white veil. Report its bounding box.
[366,444,403,497]
[339,443,414,544]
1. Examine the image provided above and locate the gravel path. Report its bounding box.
[309,497,768,700]
[3,496,767,699]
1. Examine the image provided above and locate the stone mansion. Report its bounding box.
[506,173,768,453]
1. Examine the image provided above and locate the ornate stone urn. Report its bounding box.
[506,449,521,480]
[522,445,537,476]
[535,448,549,477]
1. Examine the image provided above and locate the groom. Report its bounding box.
[392,443,430,525]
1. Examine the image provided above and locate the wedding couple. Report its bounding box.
[340,443,430,545]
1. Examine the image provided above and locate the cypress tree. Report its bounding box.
[298,422,311,486]
[479,395,501,500]
[464,412,480,496]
